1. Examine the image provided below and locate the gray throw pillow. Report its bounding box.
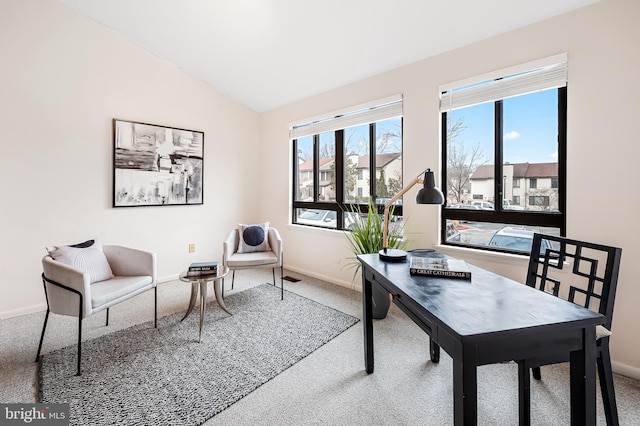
[46,239,114,284]
[237,223,271,253]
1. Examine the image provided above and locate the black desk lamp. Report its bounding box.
[379,169,444,262]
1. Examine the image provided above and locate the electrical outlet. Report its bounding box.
[188,243,195,253]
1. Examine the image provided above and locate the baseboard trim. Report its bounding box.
[0,274,179,319]
[0,303,47,320]
[283,265,355,291]
[158,274,178,284]
[612,361,640,380]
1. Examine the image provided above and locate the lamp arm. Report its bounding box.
[382,174,424,251]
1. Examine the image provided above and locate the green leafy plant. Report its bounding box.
[342,199,409,282]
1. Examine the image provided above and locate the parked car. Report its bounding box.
[472,201,495,210]
[447,204,481,210]
[296,209,337,228]
[296,209,355,229]
[488,227,552,254]
[502,200,524,210]
[445,222,461,242]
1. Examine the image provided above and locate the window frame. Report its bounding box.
[440,86,567,254]
[292,120,404,230]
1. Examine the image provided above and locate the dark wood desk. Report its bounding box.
[358,252,604,426]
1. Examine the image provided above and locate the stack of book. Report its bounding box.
[187,261,218,277]
[409,256,471,280]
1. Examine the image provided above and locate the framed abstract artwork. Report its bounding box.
[113,119,204,207]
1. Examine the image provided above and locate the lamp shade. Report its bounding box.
[415,169,444,204]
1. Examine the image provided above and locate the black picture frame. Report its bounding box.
[113,119,204,207]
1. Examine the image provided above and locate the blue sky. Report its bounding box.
[449,88,559,164]
[301,89,558,165]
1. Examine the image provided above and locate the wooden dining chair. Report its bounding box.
[517,233,622,425]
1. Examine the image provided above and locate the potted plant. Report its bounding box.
[343,199,409,319]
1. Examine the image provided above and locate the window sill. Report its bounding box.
[434,244,531,266]
[288,223,346,237]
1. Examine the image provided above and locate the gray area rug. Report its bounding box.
[38,284,360,425]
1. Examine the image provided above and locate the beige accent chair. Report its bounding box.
[36,245,157,376]
[222,227,283,300]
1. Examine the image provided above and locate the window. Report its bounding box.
[529,196,550,208]
[291,96,403,230]
[440,55,566,255]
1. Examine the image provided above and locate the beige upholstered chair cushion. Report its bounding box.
[596,325,612,340]
[90,275,154,310]
[226,251,278,268]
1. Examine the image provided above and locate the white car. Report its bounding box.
[488,227,552,254]
[472,201,494,210]
[297,209,357,229]
[297,209,337,228]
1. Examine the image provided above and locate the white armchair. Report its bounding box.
[36,244,157,375]
[222,226,283,300]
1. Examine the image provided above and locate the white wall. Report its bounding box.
[2,0,638,379]
[0,0,262,317]
[260,0,640,377]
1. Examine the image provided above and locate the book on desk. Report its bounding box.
[409,256,471,280]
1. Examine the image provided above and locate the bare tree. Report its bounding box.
[344,127,368,156]
[376,123,402,154]
[297,146,312,162]
[446,117,487,204]
[319,140,335,159]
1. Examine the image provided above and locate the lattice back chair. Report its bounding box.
[518,233,622,425]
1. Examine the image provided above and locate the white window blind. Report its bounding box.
[289,95,403,140]
[440,54,567,112]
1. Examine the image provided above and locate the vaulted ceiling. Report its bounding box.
[61,0,600,112]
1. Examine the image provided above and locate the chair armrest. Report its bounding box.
[42,255,92,317]
[268,228,283,266]
[223,230,239,267]
[103,245,157,284]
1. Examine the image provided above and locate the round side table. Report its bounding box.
[179,266,231,342]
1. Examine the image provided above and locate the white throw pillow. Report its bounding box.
[46,239,114,284]
[237,222,271,253]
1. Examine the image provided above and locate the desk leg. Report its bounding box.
[362,275,374,374]
[570,326,597,426]
[430,338,440,363]
[517,360,531,426]
[453,350,477,426]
